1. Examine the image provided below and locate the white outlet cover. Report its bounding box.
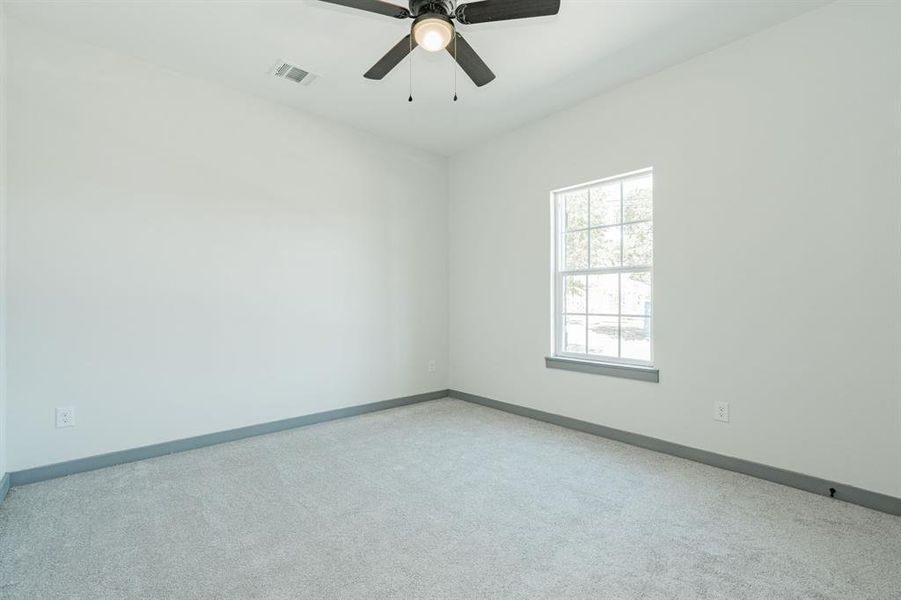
[56,406,75,428]
[714,401,729,423]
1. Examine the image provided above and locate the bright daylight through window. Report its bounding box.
[553,169,653,366]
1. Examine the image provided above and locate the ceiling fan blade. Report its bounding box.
[448,33,495,87]
[364,35,418,80]
[318,0,410,19]
[455,0,560,24]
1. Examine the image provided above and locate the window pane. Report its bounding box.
[564,276,587,313]
[564,190,588,230]
[564,315,586,353]
[556,171,653,367]
[621,317,651,361]
[621,271,651,316]
[588,316,618,357]
[623,174,652,222]
[564,230,589,270]
[590,182,620,227]
[587,273,618,314]
[623,222,652,267]
[590,227,621,268]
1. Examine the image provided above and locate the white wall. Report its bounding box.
[5,20,448,471]
[0,1,8,477]
[448,1,901,497]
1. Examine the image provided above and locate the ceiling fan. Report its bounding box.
[318,0,561,87]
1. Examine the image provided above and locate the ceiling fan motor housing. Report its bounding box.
[409,0,455,18]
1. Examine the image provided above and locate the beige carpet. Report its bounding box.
[1,398,900,599]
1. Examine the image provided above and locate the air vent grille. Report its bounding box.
[271,61,316,86]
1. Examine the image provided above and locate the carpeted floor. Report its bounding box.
[1,398,900,599]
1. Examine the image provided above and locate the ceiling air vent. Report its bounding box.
[271,60,316,86]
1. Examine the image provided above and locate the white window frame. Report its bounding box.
[551,167,654,368]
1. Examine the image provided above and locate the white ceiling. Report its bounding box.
[5,0,827,156]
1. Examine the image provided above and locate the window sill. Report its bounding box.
[545,356,659,383]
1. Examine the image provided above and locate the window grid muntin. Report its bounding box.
[554,169,653,366]
[565,218,652,234]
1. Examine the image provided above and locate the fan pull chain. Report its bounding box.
[453,34,458,102]
[408,35,413,102]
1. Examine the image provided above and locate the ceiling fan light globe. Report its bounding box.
[413,17,454,52]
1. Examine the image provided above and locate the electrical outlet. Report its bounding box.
[56,406,75,428]
[428,360,437,373]
[714,401,729,423]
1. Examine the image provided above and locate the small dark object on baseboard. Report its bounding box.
[830,488,836,498]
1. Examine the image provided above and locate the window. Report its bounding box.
[552,169,653,367]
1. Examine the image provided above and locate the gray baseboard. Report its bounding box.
[448,389,901,517]
[9,388,899,517]
[9,390,450,488]
[0,472,9,506]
